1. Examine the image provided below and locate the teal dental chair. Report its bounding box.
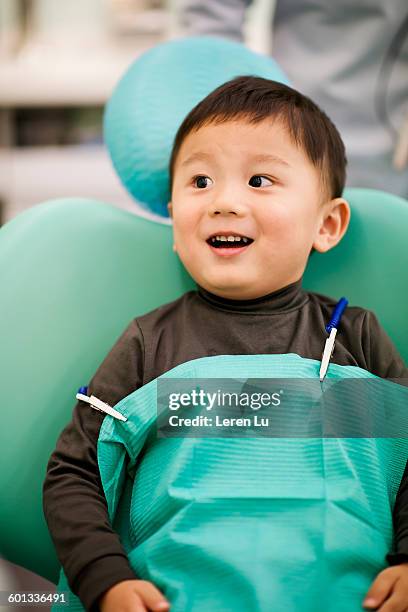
[0,36,407,592]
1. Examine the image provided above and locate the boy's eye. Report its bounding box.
[249,175,273,188]
[193,176,213,189]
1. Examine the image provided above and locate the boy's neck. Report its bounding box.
[196,278,307,314]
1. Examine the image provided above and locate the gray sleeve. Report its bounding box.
[177,0,253,41]
[42,319,145,612]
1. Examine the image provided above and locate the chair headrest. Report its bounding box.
[104,36,289,218]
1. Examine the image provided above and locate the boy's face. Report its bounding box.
[169,118,349,300]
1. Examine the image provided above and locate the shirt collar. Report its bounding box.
[196,278,308,315]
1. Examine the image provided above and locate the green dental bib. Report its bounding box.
[53,354,408,611]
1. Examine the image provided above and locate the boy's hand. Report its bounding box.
[99,579,170,612]
[363,563,408,611]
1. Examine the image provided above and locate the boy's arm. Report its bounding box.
[43,319,144,612]
[360,310,408,565]
[360,310,408,379]
[387,461,408,566]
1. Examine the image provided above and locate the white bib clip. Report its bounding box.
[76,388,127,422]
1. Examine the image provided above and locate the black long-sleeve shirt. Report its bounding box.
[42,279,408,611]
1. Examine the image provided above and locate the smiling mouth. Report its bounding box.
[206,233,254,249]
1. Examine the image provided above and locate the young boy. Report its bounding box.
[43,76,408,612]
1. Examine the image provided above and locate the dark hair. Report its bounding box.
[169,75,347,201]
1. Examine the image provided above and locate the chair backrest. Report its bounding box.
[0,186,407,583]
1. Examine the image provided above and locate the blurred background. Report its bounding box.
[0,0,273,227]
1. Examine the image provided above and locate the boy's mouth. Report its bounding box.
[206,232,254,248]
[206,232,254,256]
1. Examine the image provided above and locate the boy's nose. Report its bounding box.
[208,198,247,217]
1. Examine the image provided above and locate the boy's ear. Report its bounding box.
[313,197,350,253]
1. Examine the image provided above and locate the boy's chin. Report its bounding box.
[200,271,299,300]
[199,277,260,299]
[201,272,246,288]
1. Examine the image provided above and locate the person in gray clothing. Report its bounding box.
[178,0,408,198]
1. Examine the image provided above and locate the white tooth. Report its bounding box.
[234,236,241,242]
[211,237,216,242]
[243,237,248,243]
[227,236,235,242]
[220,236,227,242]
